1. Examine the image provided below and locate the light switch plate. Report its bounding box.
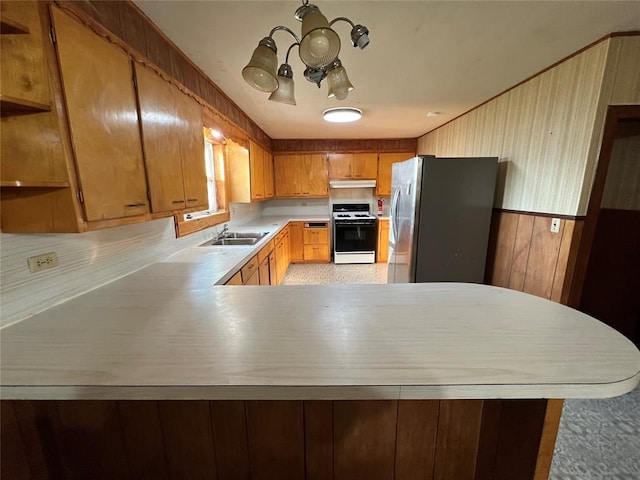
[550,218,561,233]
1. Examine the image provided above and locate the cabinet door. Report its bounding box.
[274,155,299,197]
[174,88,208,210]
[249,141,265,201]
[377,153,415,196]
[135,64,185,212]
[377,219,389,262]
[328,153,353,179]
[263,151,274,199]
[52,8,149,221]
[268,253,277,285]
[289,222,304,262]
[258,259,270,285]
[244,270,260,285]
[275,239,286,284]
[284,228,291,269]
[352,153,378,179]
[302,154,328,197]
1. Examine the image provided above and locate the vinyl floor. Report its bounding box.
[282,262,640,480]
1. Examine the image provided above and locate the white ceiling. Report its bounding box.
[134,1,640,140]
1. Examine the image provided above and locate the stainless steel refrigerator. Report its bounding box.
[387,155,498,284]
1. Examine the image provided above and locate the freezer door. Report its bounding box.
[387,157,422,283]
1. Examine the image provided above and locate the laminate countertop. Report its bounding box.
[2,267,639,400]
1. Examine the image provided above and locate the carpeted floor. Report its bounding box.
[282,262,640,479]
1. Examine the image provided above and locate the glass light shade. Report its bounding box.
[299,9,340,68]
[242,44,279,92]
[323,107,362,123]
[269,75,296,105]
[326,65,354,101]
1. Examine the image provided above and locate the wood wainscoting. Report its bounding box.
[1,398,563,480]
[485,210,584,304]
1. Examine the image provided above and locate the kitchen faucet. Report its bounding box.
[217,224,229,240]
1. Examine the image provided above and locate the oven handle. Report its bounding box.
[334,221,377,227]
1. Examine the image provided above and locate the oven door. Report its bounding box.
[334,220,377,252]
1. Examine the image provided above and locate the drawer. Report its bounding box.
[258,239,275,263]
[303,244,330,261]
[303,227,328,245]
[241,255,259,283]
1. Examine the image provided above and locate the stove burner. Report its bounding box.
[355,214,368,217]
[337,214,350,217]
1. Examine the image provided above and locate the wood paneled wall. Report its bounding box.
[2,398,560,480]
[417,39,610,216]
[272,138,417,154]
[485,211,583,304]
[55,0,271,149]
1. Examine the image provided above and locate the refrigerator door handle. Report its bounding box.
[391,188,401,243]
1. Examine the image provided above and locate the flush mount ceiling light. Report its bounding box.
[323,107,362,123]
[242,0,370,106]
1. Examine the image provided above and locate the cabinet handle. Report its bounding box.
[172,200,185,204]
[187,198,198,203]
[256,194,263,197]
[354,174,362,178]
[125,202,146,208]
[302,192,310,195]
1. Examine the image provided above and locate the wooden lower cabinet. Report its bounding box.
[289,222,305,262]
[290,221,331,263]
[301,222,330,263]
[258,258,270,285]
[377,219,389,262]
[2,399,563,480]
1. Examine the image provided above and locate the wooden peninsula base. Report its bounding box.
[2,398,563,480]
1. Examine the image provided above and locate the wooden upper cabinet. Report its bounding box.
[377,152,415,196]
[301,154,328,196]
[52,7,149,221]
[263,151,274,199]
[249,140,265,201]
[328,153,353,179]
[274,155,299,197]
[328,153,377,179]
[173,86,207,210]
[135,64,184,212]
[274,154,328,198]
[352,153,378,179]
[228,139,270,203]
[135,64,207,213]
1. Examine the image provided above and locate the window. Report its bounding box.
[174,127,230,237]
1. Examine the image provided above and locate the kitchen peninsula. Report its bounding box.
[2,265,639,479]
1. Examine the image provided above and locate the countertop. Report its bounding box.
[2,262,639,399]
[165,215,331,285]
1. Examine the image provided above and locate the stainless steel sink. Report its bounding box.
[200,231,268,247]
[222,232,267,239]
[202,238,259,246]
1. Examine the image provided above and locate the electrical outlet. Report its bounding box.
[27,252,59,273]
[550,218,561,233]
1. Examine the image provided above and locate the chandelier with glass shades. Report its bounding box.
[242,0,370,105]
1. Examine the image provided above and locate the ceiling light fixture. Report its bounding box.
[242,0,370,106]
[323,107,362,123]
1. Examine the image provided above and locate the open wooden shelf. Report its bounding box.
[0,18,30,35]
[1,95,51,117]
[1,180,70,188]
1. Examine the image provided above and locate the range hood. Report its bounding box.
[329,179,377,189]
